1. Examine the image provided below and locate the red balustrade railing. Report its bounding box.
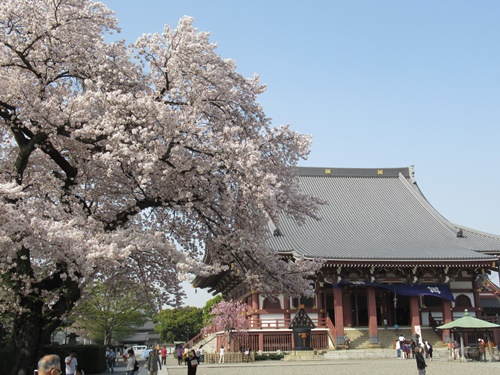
[325,316,336,345]
[249,317,328,329]
[183,325,217,349]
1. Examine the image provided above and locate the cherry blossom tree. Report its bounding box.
[202,300,250,349]
[0,1,322,373]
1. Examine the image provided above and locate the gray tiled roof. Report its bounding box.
[268,166,500,262]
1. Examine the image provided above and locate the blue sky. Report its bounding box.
[101,1,500,305]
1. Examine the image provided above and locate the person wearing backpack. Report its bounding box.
[125,349,138,375]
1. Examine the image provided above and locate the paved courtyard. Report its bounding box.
[105,355,500,375]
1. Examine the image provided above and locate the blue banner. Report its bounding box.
[333,281,455,302]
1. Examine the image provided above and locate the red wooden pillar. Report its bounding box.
[367,286,379,344]
[410,296,421,331]
[317,288,325,323]
[333,286,344,345]
[343,290,353,327]
[252,292,260,328]
[258,333,264,352]
[442,299,453,342]
[473,279,482,318]
[284,296,291,327]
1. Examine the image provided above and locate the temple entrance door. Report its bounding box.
[377,289,390,326]
[325,288,334,322]
[351,288,368,326]
[394,295,411,326]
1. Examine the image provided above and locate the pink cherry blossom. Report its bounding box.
[0,1,322,373]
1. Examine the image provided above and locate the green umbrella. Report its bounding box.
[436,309,500,362]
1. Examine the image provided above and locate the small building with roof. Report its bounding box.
[194,166,500,351]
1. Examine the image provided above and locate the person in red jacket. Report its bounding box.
[161,346,167,365]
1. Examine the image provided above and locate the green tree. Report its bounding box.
[72,283,150,345]
[202,295,222,325]
[154,307,203,343]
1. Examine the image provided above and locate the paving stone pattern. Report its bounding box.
[104,353,500,375]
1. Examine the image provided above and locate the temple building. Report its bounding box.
[194,166,500,351]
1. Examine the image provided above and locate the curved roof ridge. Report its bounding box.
[398,173,459,236]
[296,166,412,178]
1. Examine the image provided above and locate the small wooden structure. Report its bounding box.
[289,304,316,350]
[437,309,500,362]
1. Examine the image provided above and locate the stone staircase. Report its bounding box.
[195,327,449,362]
[322,346,450,360]
[343,328,372,349]
[377,327,447,349]
[320,326,449,360]
[342,326,446,350]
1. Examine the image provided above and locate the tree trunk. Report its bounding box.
[105,329,112,346]
[9,254,81,375]
[10,309,48,375]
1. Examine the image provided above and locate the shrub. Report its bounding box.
[254,352,284,361]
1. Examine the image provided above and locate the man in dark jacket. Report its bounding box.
[415,346,427,375]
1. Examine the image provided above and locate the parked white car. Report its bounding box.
[132,345,147,357]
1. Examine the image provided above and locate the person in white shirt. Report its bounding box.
[125,349,137,375]
[65,350,78,375]
[219,345,225,364]
[197,345,204,363]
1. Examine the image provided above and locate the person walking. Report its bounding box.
[177,346,183,366]
[147,348,162,375]
[401,342,407,359]
[198,345,204,363]
[160,346,167,365]
[106,347,116,374]
[124,349,137,375]
[65,350,78,375]
[37,355,62,375]
[415,346,427,375]
[186,349,199,375]
[425,341,433,361]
